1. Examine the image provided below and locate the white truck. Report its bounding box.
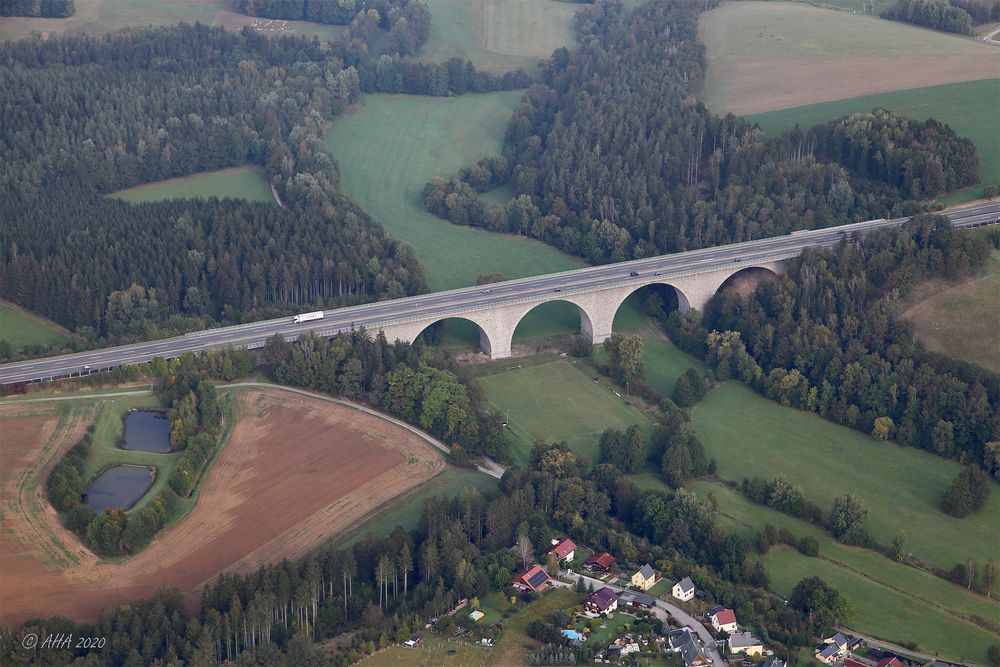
[292,311,324,324]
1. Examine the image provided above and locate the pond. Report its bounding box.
[83,465,155,512]
[123,410,171,452]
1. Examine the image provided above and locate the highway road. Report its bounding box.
[1,201,997,385]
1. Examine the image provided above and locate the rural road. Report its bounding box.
[3,202,997,385]
[563,571,725,667]
[984,26,1000,44]
[840,628,980,667]
[1,382,507,480]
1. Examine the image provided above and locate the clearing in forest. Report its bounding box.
[0,388,446,625]
[698,1,998,115]
[0,0,345,43]
[418,0,579,74]
[108,165,274,205]
[0,302,70,352]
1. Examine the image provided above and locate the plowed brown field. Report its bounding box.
[0,389,445,625]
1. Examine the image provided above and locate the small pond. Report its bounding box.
[83,465,155,512]
[123,410,171,452]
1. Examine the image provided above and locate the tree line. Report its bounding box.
[0,0,73,16]
[423,0,982,266]
[882,0,978,33]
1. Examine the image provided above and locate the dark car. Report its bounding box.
[629,271,639,277]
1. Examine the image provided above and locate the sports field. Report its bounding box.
[109,165,274,204]
[746,79,1000,203]
[419,0,579,74]
[691,383,999,572]
[900,248,1000,371]
[689,480,999,660]
[324,93,583,292]
[0,0,345,42]
[698,2,998,115]
[0,302,70,353]
[479,359,652,465]
[0,387,450,625]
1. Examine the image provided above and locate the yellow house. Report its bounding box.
[631,564,656,591]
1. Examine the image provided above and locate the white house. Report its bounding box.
[548,537,576,562]
[709,608,738,634]
[672,576,695,602]
[728,631,763,656]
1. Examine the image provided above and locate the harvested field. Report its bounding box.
[0,388,445,625]
[699,2,999,115]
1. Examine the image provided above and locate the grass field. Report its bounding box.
[492,589,584,667]
[692,383,1000,572]
[109,165,274,204]
[900,249,1000,370]
[0,0,345,43]
[479,359,652,465]
[0,302,70,352]
[356,633,495,667]
[698,1,998,115]
[324,93,583,292]
[746,79,1000,204]
[418,0,578,75]
[688,480,999,660]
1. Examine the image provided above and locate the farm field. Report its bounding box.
[0,387,448,625]
[108,165,274,204]
[767,547,995,662]
[691,383,1000,572]
[479,359,652,465]
[0,0,345,43]
[688,480,999,659]
[323,93,583,292]
[746,79,1000,204]
[418,0,578,75]
[900,249,1000,371]
[0,301,70,353]
[698,1,998,115]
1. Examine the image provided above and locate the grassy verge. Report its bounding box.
[691,383,1000,573]
[478,359,652,465]
[0,301,69,352]
[108,165,273,204]
[745,78,1000,204]
[323,93,583,292]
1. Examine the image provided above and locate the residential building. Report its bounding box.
[669,628,710,667]
[815,632,848,664]
[512,564,551,592]
[617,591,656,608]
[844,659,868,667]
[762,658,786,667]
[727,631,763,656]
[709,608,738,634]
[672,576,695,601]
[877,658,904,667]
[631,563,656,591]
[584,551,616,572]
[584,587,618,615]
[549,537,576,562]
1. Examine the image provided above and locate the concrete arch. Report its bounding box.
[716,265,780,293]
[613,280,693,318]
[410,316,500,357]
[509,298,598,343]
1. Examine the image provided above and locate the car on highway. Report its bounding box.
[83,365,91,371]
[554,288,562,292]
[629,271,639,276]
[481,288,492,294]
[654,271,662,276]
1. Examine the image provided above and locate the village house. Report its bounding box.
[631,563,657,591]
[548,537,576,562]
[584,551,616,572]
[584,587,618,616]
[617,590,656,609]
[708,608,738,634]
[672,576,695,602]
[669,628,710,667]
[727,631,763,656]
[877,658,904,667]
[762,658,786,667]
[512,564,551,592]
[815,632,849,664]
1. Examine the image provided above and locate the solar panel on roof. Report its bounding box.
[527,570,549,587]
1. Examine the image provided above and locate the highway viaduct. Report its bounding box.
[1,201,997,385]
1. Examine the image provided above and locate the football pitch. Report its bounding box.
[479,359,651,465]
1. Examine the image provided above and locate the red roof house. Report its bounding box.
[512,565,551,592]
[549,538,576,561]
[877,659,904,667]
[584,551,616,572]
[709,608,738,633]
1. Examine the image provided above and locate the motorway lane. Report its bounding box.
[2,201,998,384]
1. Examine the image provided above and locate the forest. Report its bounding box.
[882,0,979,33]
[0,0,73,16]
[663,216,999,473]
[423,0,980,265]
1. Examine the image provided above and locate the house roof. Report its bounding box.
[514,564,551,591]
[877,659,903,667]
[762,659,786,667]
[618,591,656,607]
[711,608,737,626]
[675,576,695,593]
[728,631,761,649]
[585,587,618,611]
[585,551,616,568]
[549,538,576,558]
[675,629,708,667]
[828,632,848,647]
[818,643,840,659]
[636,563,655,580]
[844,660,868,667]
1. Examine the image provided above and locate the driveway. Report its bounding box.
[563,571,725,667]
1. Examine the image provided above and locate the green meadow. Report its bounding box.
[109,165,273,204]
[692,382,1000,572]
[0,302,70,353]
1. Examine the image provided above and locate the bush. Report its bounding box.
[798,536,820,557]
[568,335,593,358]
[942,466,991,517]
